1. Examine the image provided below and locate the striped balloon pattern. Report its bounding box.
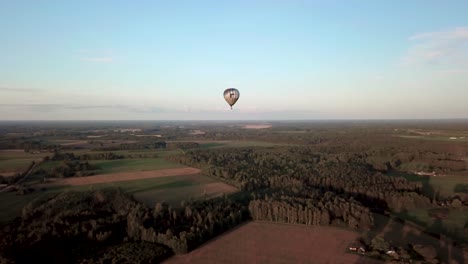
[223,88,240,109]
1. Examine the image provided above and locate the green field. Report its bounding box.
[387,171,468,197]
[395,207,468,244]
[0,174,237,224]
[191,140,285,149]
[31,158,184,175]
[0,150,49,159]
[0,159,35,172]
[367,213,465,263]
[71,149,183,158]
[0,191,47,223]
[90,158,184,174]
[430,174,468,197]
[0,150,49,173]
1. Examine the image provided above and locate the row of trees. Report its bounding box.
[32,160,98,178]
[249,192,373,229]
[126,198,249,254]
[48,152,125,161]
[102,141,167,151]
[0,190,249,263]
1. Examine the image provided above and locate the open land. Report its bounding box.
[1,120,468,263]
[48,167,201,186]
[164,221,381,264]
[242,124,272,129]
[369,214,468,263]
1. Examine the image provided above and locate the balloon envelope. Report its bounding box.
[223,88,240,109]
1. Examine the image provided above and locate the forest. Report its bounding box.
[0,189,248,263]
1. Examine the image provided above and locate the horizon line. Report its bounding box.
[1,118,468,122]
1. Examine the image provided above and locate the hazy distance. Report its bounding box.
[1,0,468,120]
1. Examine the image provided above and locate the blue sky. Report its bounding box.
[1,0,468,120]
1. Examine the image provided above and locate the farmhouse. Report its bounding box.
[386,250,399,259]
[348,242,366,254]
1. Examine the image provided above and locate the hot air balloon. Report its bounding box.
[223,88,240,109]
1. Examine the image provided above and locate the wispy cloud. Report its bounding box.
[80,57,114,63]
[0,87,41,92]
[0,104,166,113]
[76,49,115,63]
[409,27,468,41]
[402,27,468,68]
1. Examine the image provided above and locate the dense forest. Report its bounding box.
[170,146,433,213]
[0,190,248,264]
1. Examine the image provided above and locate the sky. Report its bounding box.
[1,0,468,120]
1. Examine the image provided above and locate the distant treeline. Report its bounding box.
[0,138,59,152]
[48,152,125,161]
[249,192,373,229]
[95,141,199,151]
[32,160,98,178]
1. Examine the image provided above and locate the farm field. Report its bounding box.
[0,150,48,174]
[368,214,468,263]
[388,171,468,198]
[48,167,200,186]
[430,174,468,197]
[163,221,380,264]
[169,140,287,149]
[1,170,236,223]
[90,158,184,174]
[395,207,468,244]
[395,135,468,142]
[71,149,182,157]
[131,176,238,207]
[0,191,47,223]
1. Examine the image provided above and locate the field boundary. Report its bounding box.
[47,167,201,186]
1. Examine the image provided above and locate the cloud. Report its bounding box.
[0,87,41,92]
[409,27,468,41]
[80,57,114,63]
[0,103,166,113]
[402,27,468,68]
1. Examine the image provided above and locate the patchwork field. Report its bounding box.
[48,167,200,186]
[70,149,183,158]
[1,170,237,223]
[0,149,48,174]
[163,221,380,264]
[242,124,272,129]
[387,171,468,197]
[395,207,468,244]
[369,214,468,263]
[169,140,285,148]
[90,158,184,174]
[132,176,238,207]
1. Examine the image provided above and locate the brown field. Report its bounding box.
[0,149,25,152]
[48,167,201,186]
[243,124,272,129]
[134,134,163,137]
[189,130,205,135]
[133,178,238,207]
[163,221,381,264]
[0,172,17,177]
[54,140,89,146]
